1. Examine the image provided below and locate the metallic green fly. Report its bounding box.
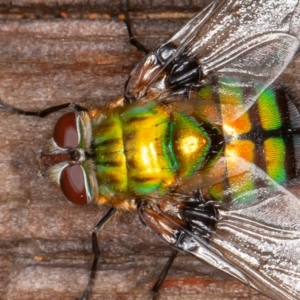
[1,1,300,299]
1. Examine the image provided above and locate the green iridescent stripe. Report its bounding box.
[93,114,123,146]
[168,121,179,172]
[264,137,286,184]
[256,86,281,130]
[93,113,127,196]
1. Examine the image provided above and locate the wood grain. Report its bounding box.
[0,1,299,300]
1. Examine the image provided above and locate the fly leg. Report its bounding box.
[123,0,149,54]
[0,101,87,117]
[152,250,178,300]
[78,207,117,300]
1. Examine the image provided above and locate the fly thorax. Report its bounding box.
[91,102,215,204]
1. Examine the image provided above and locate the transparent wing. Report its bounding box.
[125,0,300,105]
[138,158,300,300]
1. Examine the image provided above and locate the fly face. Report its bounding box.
[38,111,98,205]
[2,1,300,300]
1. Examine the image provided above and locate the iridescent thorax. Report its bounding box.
[41,100,219,209]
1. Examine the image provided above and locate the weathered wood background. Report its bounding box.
[0,1,299,299]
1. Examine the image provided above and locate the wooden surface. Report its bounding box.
[0,1,299,300]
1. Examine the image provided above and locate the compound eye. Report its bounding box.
[60,165,87,205]
[53,112,79,148]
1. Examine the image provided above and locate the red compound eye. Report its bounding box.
[60,165,87,205]
[53,112,79,148]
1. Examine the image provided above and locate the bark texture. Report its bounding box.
[0,1,299,300]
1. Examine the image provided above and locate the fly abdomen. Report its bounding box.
[224,85,300,185]
[196,78,300,202]
[241,87,298,184]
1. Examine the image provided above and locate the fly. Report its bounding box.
[1,1,300,299]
